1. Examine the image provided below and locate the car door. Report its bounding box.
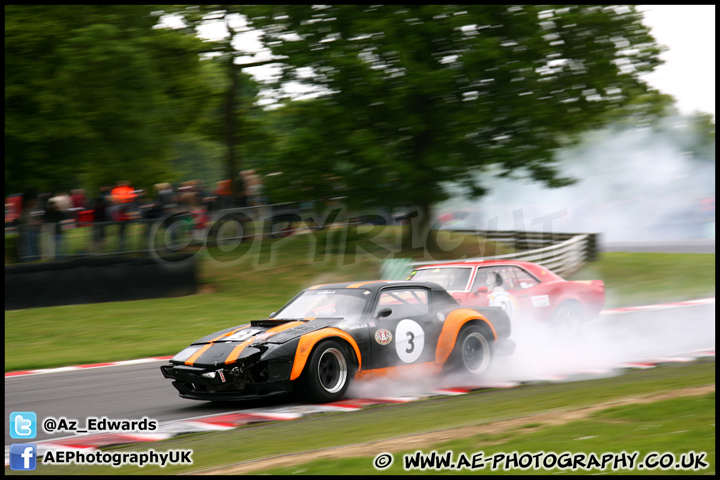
[462,266,491,307]
[368,286,437,369]
[470,266,528,321]
[507,265,544,309]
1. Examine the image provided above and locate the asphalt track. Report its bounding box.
[5,302,714,448]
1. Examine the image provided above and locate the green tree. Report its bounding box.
[5,5,209,195]
[162,5,276,203]
[242,5,663,231]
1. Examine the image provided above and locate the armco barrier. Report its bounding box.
[381,231,599,280]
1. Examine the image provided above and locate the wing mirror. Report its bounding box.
[474,286,488,296]
[376,308,392,319]
[269,312,277,318]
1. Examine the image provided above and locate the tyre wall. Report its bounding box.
[5,256,196,310]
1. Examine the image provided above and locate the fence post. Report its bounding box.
[586,233,600,262]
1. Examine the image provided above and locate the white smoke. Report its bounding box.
[436,119,715,242]
[346,304,715,399]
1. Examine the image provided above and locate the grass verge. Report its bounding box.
[257,391,715,475]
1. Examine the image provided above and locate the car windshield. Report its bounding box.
[274,289,370,321]
[409,267,472,291]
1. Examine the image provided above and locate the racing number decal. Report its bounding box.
[487,290,519,319]
[225,328,261,342]
[395,319,424,363]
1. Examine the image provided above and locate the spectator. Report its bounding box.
[109,181,138,252]
[152,182,176,215]
[92,186,111,254]
[5,193,23,228]
[235,173,247,208]
[214,180,233,210]
[245,170,265,207]
[113,202,133,252]
[17,193,41,262]
[69,188,87,222]
[196,179,216,212]
[36,192,52,213]
[43,199,66,258]
[70,188,87,209]
[49,191,72,213]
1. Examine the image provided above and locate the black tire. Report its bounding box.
[550,301,584,338]
[300,339,352,403]
[447,324,494,376]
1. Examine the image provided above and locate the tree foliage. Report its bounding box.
[242,5,664,221]
[161,5,274,200]
[5,5,210,194]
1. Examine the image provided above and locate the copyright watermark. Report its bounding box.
[373,452,394,470]
[148,205,570,268]
[372,450,709,472]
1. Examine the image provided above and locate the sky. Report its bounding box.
[178,5,716,119]
[639,5,715,119]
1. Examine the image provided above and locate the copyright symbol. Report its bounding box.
[373,452,393,470]
[43,418,56,433]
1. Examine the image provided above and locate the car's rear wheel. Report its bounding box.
[448,324,494,376]
[300,339,352,403]
[550,301,584,338]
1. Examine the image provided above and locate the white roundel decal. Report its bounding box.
[226,328,261,342]
[487,290,519,320]
[395,319,424,363]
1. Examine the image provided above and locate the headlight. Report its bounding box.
[172,345,202,363]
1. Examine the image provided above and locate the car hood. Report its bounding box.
[172,318,361,368]
[190,318,346,347]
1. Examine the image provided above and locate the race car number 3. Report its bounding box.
[395,319,424,363]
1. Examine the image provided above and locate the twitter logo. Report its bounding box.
[10,412,37,439]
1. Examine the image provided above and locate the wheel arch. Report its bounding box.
[435,309,497,366]
[289,328,362,381]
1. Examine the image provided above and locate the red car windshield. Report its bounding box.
[409,267,472,291]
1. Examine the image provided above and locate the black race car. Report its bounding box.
[161,280,515,403]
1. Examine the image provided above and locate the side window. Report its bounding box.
[498,267,517,290]
[375,288,429,319]
[472,267,517,290]
[471,268,492,291]
[512,267,540,289]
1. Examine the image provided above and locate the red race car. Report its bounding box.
[407,260,604,336]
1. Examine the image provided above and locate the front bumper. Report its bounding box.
[161,360,294,401]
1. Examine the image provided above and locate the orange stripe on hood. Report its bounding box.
[226,321,305,365]
[185,330,238,366]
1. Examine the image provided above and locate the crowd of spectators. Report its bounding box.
[7,171,267,262]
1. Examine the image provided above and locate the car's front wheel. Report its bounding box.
[300,339,352,403]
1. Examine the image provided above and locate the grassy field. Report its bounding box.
[10,360,714,475]
[569,252,715,308]
[4,227,715,372]
[256,392,715,475]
